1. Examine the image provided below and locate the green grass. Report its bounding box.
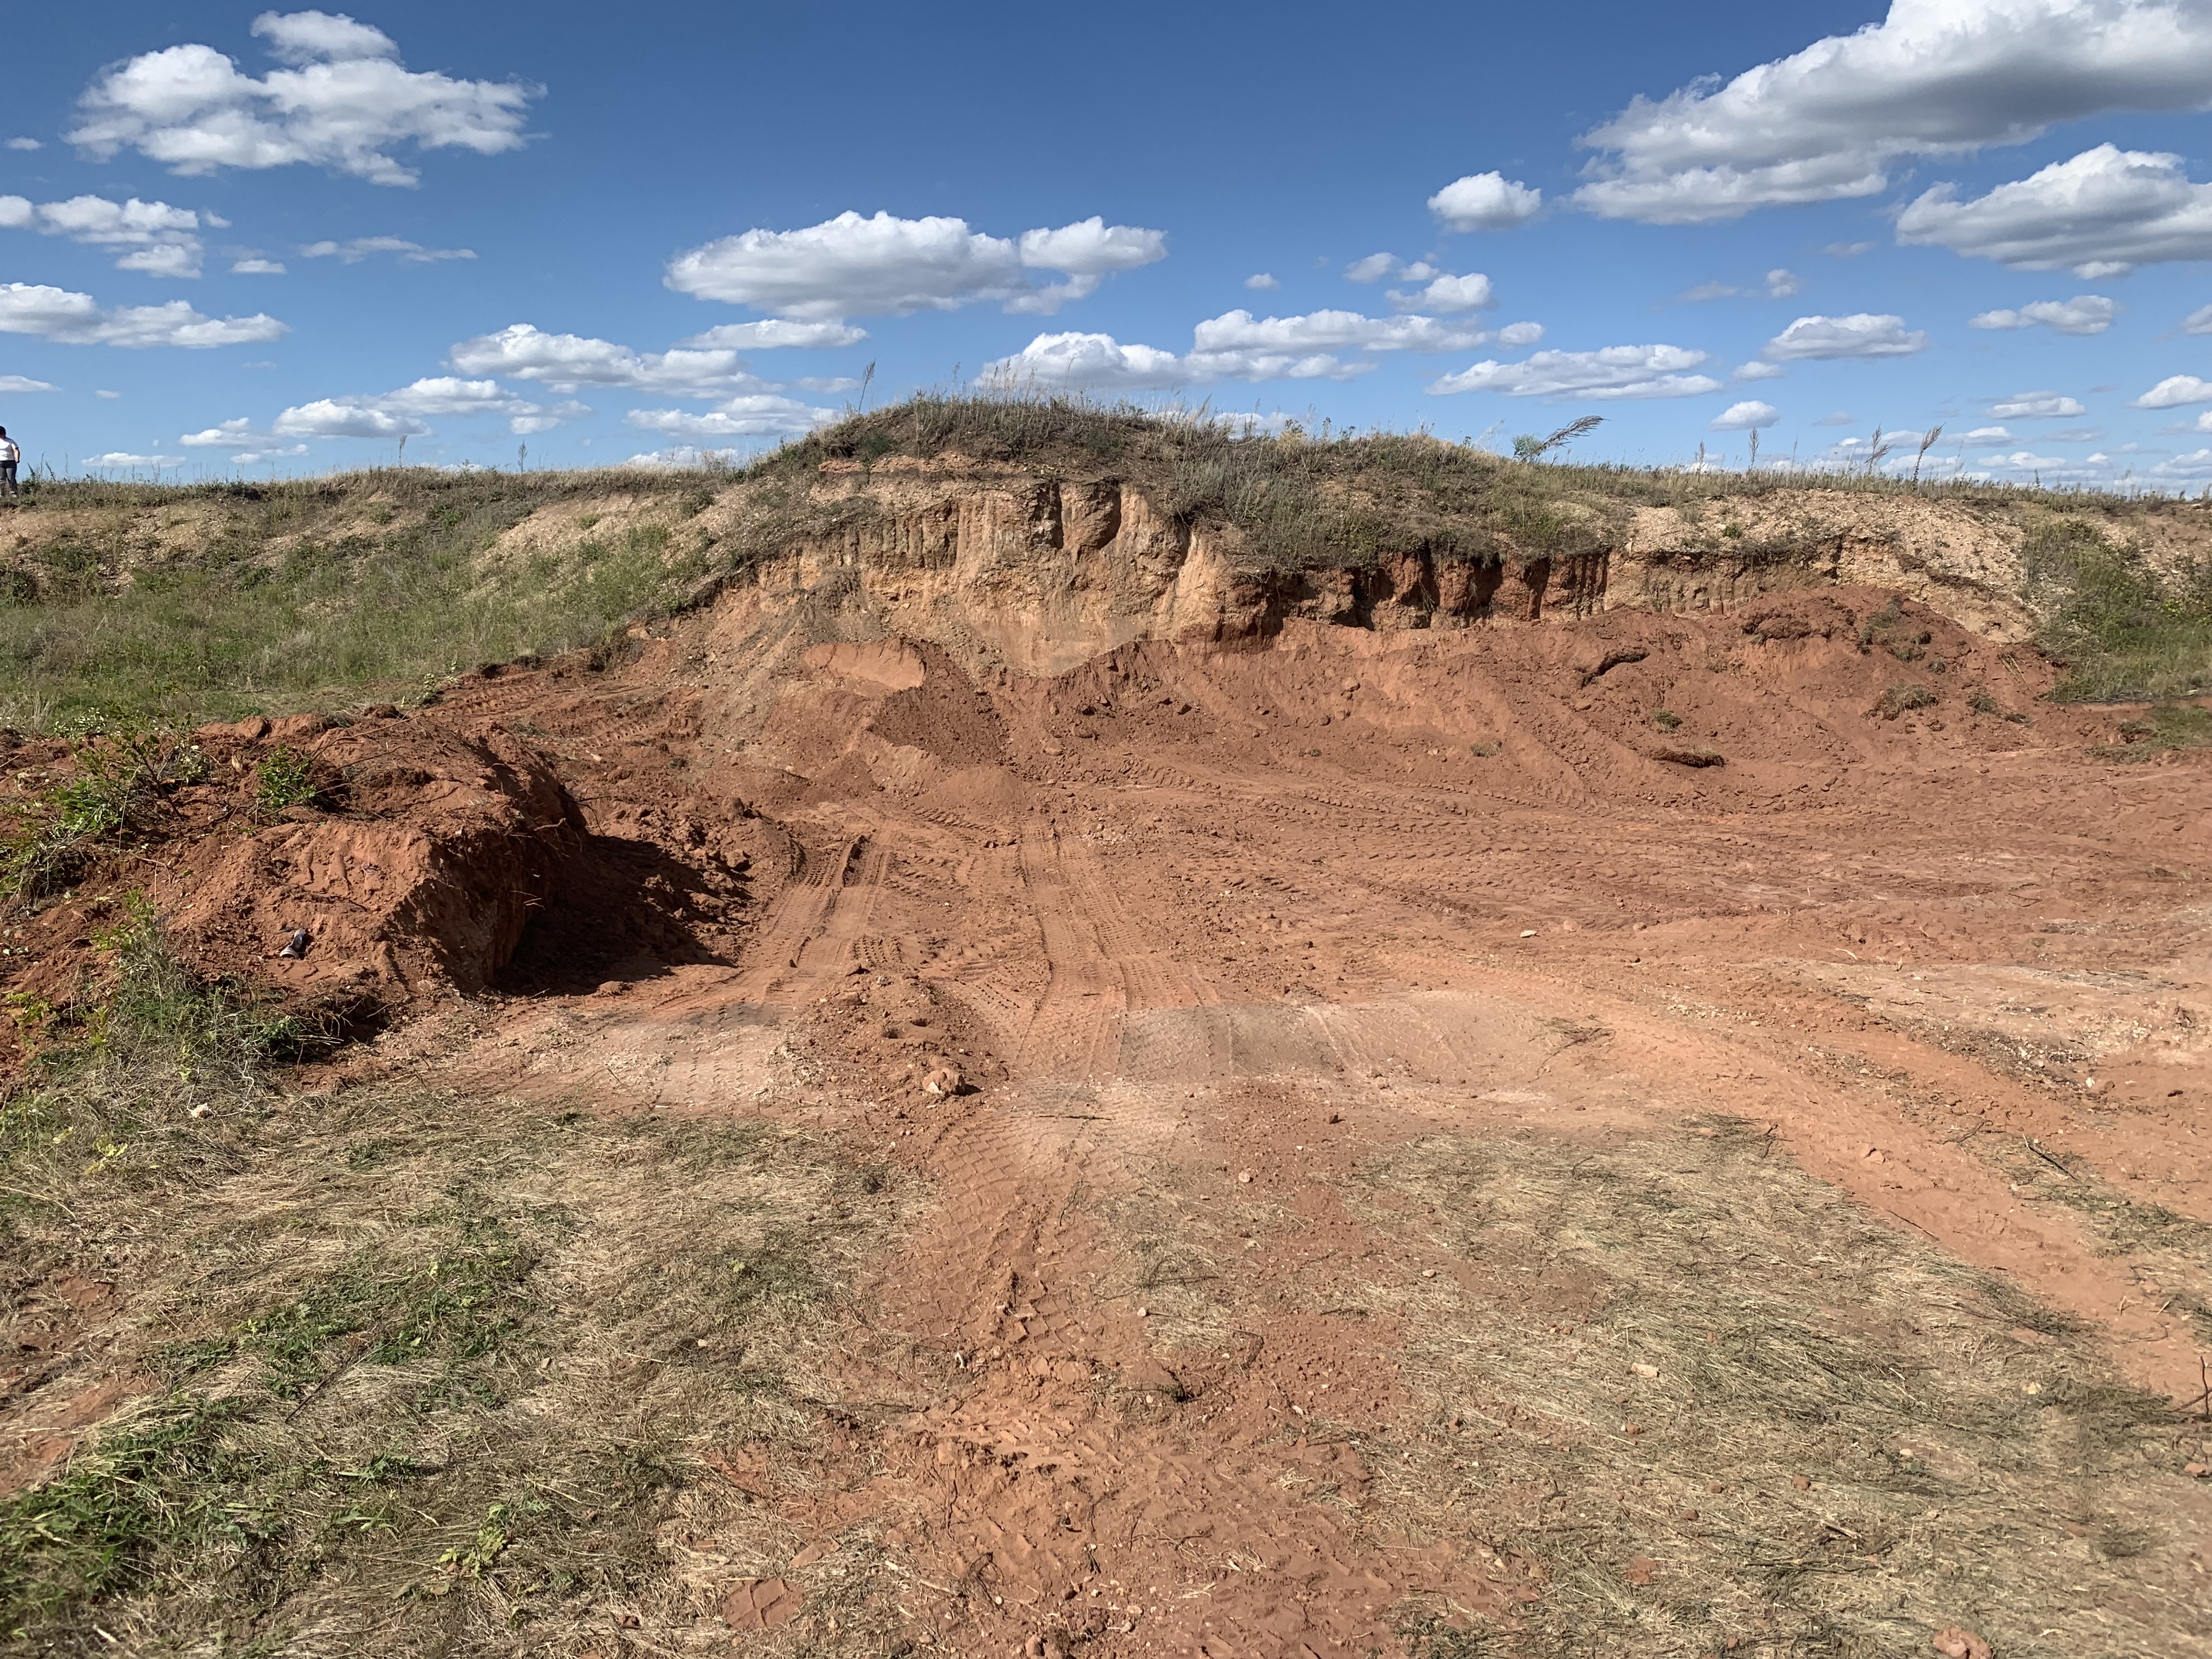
[1,396,2207,736]
[0,909,909,1652]
[0,469,720,733]
[2025,517,2212,702]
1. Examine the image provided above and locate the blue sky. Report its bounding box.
[7,1,2212,486]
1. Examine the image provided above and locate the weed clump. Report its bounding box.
[2026,518,2212,701]
[1875,682,1939,719]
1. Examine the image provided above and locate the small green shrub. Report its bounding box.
[1651,709,1682,731]
[253,746,320,812]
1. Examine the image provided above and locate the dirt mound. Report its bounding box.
[6,568,2210,1658]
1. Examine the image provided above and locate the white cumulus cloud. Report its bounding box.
[2183,303,2212,332]
[624,396,839,439]
[1762,313,1926,360]
[0,193,206,276]
[1735,360,1787,380]
[2132,374,2212,407]
[231,257,286,274]
[68,10,537,187]
[985,332,1190,391]
[1427,172,1542,230]
[448,323,765,398]
[0,374,55,392]
[1967,294,2118,333]
[259,375,584,440]
[1962,425,2015,440]
[1897,143,2212,274]
[1428,343,1722,399]
[82,452,183,469]
[1345,253,1398,283]
[0,282,285,347]
[1711,400,1780,430]
[1573,0,2212,223]
[1192,309,1497,355]
[1988,389,2089,417]
[1389,273,1496,314]
[1244,272,1279,291]
[664,211,1163,320]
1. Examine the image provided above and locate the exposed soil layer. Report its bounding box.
[5,581,2210,1657]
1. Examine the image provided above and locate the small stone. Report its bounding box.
[1237,1170,1254,1184]
[1931,1627,1992,1659]
[1520,929,1538,938]
[2185,1462,2209,1478]
[1791,1475,1812,1490]
[1632,1363,1659,1378]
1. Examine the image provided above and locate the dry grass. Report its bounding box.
[0,926,916,1654]
[1341,1124,2204,1659]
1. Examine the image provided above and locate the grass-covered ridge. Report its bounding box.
[0,394,2206,732]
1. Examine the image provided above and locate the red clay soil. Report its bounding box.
[5,584,2210,1655]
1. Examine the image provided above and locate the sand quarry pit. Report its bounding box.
[4,576,2210,1657]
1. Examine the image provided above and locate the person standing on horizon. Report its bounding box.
[0,427,18,498]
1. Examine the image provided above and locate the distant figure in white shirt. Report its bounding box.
[0,427,16,498]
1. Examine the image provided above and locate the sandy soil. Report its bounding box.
[5,584,2209,1656]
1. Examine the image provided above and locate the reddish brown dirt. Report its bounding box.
[5,585,2210,1652]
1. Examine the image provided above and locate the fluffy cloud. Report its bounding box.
[2184,303,2212,333]
[1967,294,2117,334]
[232,257,286,275]
[300,236,475,263]
[624,396,839,439]
[1192,309,1498,355]
[0,193,206,276]
[1573,0,2212,223]
[679,320,868,350]
[178,420,313,465]
[1988,389,2089,416]
[622,445,744,470]
[448,323,765,398]
[272,400,427,439]
[664,211,1164,320]
[256,376,584,441]
[984,332,1188,391]
[985,331,1376,390]
[1761,313,1926,360]
[0,374,55,392]
[67,10,537,186]
[1710,399,1780,430]
[0,283,285,347]
[2131,375,2212,408]
[82,452,183,469]
[5,138,40,152]
[1962,424,2015,440]
[1734,360,1787,380]
[1427,172,1543,230]
[1389,273,1496,314]
[1428,343,1722,399]
[1897,144,2212,274]
[1244,273,1280,291]
[1345,253,1398,283]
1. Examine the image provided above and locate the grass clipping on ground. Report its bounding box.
[1341,1125,2202,1659]
[0,915,912,1654]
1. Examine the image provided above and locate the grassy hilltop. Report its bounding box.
[0,394,2206,732]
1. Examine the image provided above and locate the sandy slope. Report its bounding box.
[7,576,2210,1656]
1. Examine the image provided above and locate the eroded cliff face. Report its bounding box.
[664,461,2111,679]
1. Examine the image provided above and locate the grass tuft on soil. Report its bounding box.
[0,915,911,1652]
[1341,1126,2202,1659]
